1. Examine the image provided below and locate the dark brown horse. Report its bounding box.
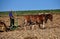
[45,14,53,23]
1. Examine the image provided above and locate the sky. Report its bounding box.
[0,0,60,11]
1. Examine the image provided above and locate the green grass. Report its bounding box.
[0,9,60,16]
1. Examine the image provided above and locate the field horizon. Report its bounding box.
[0,9,60,15]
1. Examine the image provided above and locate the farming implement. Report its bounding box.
[0,18,19,32]
[9,17,19,31]
[0,20,7,32]
[9,11,19,31]
[0,11,19,32]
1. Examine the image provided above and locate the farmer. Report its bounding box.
[9,11,14,27]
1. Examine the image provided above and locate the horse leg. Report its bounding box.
[36,21,40,29]
[38,24,41,29]
[24,20,30,26]
[50,18,53,22]
[42,21,45,29]
[41,20,45,29]
[45,18,47,23]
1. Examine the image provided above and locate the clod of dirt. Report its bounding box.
[24,36,38,39]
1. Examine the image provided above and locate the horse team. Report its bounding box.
[24,14,53,29]
[0,13,53,32]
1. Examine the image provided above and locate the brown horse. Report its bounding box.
[24,15,31,26]
[36,14,53,29]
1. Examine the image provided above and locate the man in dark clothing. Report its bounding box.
[9,11,14,27]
